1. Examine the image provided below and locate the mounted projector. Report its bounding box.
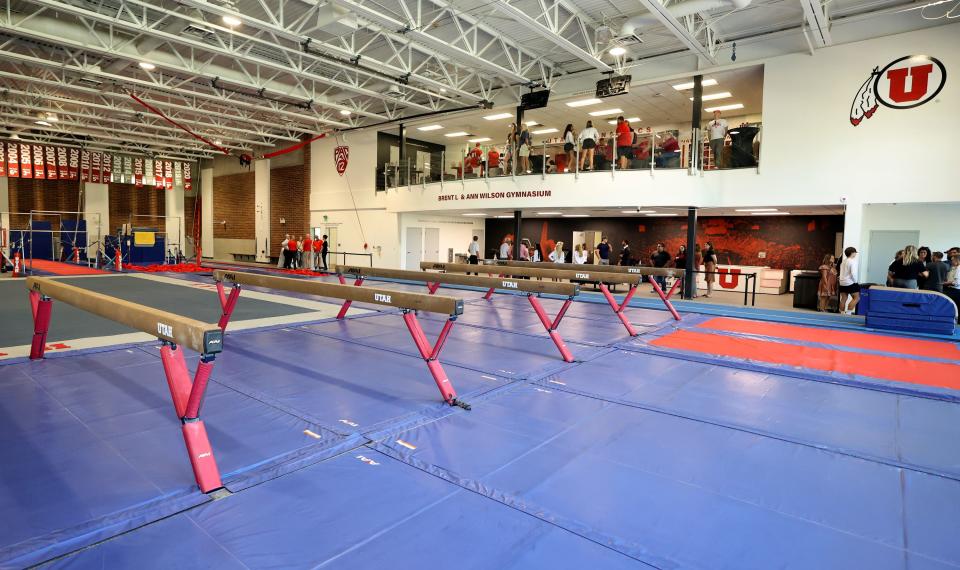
[596,75,632,99]
[385,83,403,96]
[520,89,550,110]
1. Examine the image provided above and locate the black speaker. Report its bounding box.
[520,90,550,110]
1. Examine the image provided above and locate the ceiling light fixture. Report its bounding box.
[622,210,657,214]
[705,103,745,112]
[531,128,558,135]
[672,78,718,90]
[468,137,492,143]
[34,120,51,126]
[461,213,487,216]
[689,92,732,101]
[222,15,242,27]
[735,208,778,212]
[588,108,622,117]
[138,62,156,71]
[339,109,351,116]
[418,124,443,131]
[524,120,539,126]
[495,215,514,218]
[439,87,447,93]
[565,98,602,108]
[750,212,791,215]
[45,113,59,122]
[645,213,678,217]
[444,131,469,137]
[609,46,626,56]
[483,112,513,120]
[562,214,590,218]
[536,212,563,215]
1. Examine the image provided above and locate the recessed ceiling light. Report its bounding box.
[609,46,626,56]
[461,213,486,216]
[531,128,558,135]
[565,98,602,108]
[524,120,539,126]
[418,124,443,131]
[621,210,657,214]
[606,118,640,124]
[536,212,562,215]
[439,87,447,93]
[689,92,732,101]
[735,208,778,212]
[339,109,351,116]
[494,215,514,218]
[562,214,590,218]
[672,78,718,90]
[588,108,622,117]
[646,213,679,217]
[705,103,745,112]
[751,212,791,215]
[214,139,223,145]
[34,120,51,126]
[45,113,59,122]
[444,131,469,137]
[139,62,156,71]
[483,112,513,120]
[468,137,491,143]
[222,15,242,26]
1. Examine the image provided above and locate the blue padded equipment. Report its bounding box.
[866,286,957,335]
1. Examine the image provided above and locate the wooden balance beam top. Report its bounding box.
[26,276,223,355]
[492,260,685,278]
[334,265,580,297]
[213,270,464,316]
[420,262,644,285]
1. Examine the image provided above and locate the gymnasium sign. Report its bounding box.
[437,189,552,202]
[850,55,946,126]
[334,145,349,176]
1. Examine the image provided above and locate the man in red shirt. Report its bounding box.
[616,116,633,170]
[302,234,313,271]
[284,236,297,269]
[312,235,322,271]
[487,147,500,171]
[468,143,483,176]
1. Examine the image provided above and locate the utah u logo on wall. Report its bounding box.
[334,145,350,176]
[850,55,946,126]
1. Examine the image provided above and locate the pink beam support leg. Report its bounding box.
[528,295,575,362]
[336,277,364,319]
[29,295,53,360]
[159,343,191,417]
[215,282,242,331]
[401,311,469,409]
[665,278,682,300]
[181,355,222,493]
[649,278,682,321]
[483,287,495,300]
[427,282,441,294]
[599,283,638,337]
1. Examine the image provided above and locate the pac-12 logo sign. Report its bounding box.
[850,55,946,126]
[334,145,350,176]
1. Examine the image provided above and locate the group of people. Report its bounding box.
[278,233,329,271]
[818,244,960,316]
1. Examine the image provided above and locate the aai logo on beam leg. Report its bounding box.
[850,55,946,126]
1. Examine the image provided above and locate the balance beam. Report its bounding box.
[25,277,226,493]
[334,265,580,362]
[212,270,471,409]
[422,261,681,334]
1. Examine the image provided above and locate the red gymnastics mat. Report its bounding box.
[697,317,960,360]
[650,328,960,390]
[27,259,108,276]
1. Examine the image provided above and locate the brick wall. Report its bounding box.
[7,177,82,229]
[109,183,166,234]
[270,164,309,257]
[212,171,254,239]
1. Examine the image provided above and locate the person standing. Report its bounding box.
[693,243,704,298]
[303,234,314,271]
[618,240,632,266]
[838,246,860,315]
[573,243,587,265]
[917,246,932,289]
[942,254,960,314]
[596,236,611,265]
[616,116,633,170]
[284,235,298,269]
[706,110,728,169]
[532,242,543,262]
[320,234,329,271]
[562,124,576,172]
[703,241,718,297]
[499,238,512,260]
[279,234,290,268]
[818,254,838,312]
[519,239,530,262]
[549,241,566,263]
[468,235,480,265]
[888,245,928,289]
[517,125,532,173]
[312,235,322,270]
[923,251,948,293]
[578,121,599,171]
[650,243,670,290]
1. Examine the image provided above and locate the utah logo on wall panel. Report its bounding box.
[850,55,946,126]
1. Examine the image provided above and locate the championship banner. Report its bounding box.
[112,155,121,182]
[144,159,153,186]
[7,143,18,177]
[103,153,113,183]
[45,146,57,179]
[164,160,173,189]
[81,150,90,181]
[58,146,68,179]
[174,161,182,187]
[32,145,45,180]
[20,144,32,178]
[183,162,192,190]
[69,148,79,180]
[123,155,133,184]
[154,159,163,188]
[134,157,144,187]
[0,143,5,177]
[91,152,102,183]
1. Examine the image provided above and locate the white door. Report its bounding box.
[424,228,440,262]
[406,226,423,269]
[866,230,919,284]
[325,226,339,266]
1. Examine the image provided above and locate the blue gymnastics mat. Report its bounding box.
[45,449,645,570]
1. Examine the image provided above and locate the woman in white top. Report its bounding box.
[838,246,860,315]
[562,124,576,172]
[549,241,566,263]
[572,243,587,265]
[578,121,599,171]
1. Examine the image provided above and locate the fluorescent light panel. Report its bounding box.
[468,137,491,143]
[483,112,513,120]
[418,124,443,131]
[222,15,242,26]
[705,103,745,112]
[588,108,622,117]
[622,210,657,214]
[646,213,678,217]
[531,128,557,134]
[751,212,791,215]
[673,78,718,90]
[524,121,539,126]
[562,214,590,218]
[735,208,778,212]
[536,212,562,215]
[689,92,732,101]
[138,62,156,70]
[607,117,641,125]
[444,131,469,137]
[461,213,486,216]
[565,98,602,108]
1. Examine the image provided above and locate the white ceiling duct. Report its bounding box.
[619,0,752,37]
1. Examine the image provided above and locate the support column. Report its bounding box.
[0,177,9,260]
[200,166,214,259]
[83,183,109,256]
[685,207,698,299]
[513,210,522,260]
[165,183,185,261]
[690,75,703,171]
[254,159,271,262]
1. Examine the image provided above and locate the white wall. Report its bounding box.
[200,167,214,258]
[398,213,486,269]
[859,202,960,279]
[164,184,185,255]
[83,182,109,250]
[254,159,271,262]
